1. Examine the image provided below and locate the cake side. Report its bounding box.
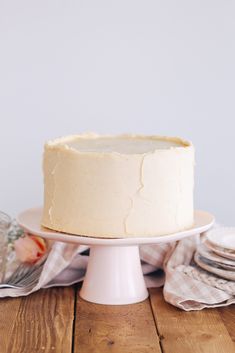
[41,134,194,238]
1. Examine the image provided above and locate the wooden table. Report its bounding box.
[1,285,234,353]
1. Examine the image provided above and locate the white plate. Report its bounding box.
[203,239,235,261]
[195,251,235,271]
[197,243,235,267]
[194,252,235,281]
[206,227,235,251]
[17,207,215,246]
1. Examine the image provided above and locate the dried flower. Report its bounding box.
[14,234,47,264]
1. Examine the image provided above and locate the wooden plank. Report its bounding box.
[218,306,235,344]
[0,296,21,352]
[73,293,162,353]
[1,287,75,353]
[149,288,235,353]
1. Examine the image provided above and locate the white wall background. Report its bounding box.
[0,0,235,224]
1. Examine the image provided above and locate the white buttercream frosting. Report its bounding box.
[52,135,185,154]
[42,133,194,238]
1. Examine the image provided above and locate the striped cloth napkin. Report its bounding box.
[1,231,235,311]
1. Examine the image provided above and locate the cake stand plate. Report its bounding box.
[17,208,214,305]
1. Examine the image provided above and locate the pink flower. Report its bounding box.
[14,234,47,264]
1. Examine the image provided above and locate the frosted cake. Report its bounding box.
[41,133,194,238]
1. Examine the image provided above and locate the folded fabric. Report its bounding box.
[1,230,235,311]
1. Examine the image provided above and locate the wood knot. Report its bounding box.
[107,339,115,346]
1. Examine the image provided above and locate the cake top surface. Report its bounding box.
[46,133,192,155]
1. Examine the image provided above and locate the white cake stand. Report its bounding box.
[17,208,214,305]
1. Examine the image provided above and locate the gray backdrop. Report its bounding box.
[0,0,234,225]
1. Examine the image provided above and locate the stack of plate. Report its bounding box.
[195,228,235,281]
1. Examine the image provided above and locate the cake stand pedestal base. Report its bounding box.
[17,208,215,305]
[80,245,148,305]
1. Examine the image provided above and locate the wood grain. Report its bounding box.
[218,306,235,344]
[0,296,21,352]
[73,291,161,353]
[0,285,234,353]
[149,288,235,353]
[0,287,75,353]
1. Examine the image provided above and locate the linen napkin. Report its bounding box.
[141,235,235,310]
[1,230,235,311]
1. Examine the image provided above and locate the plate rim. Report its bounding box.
[194,252,235,281]
[197,243,235,266]
[206,227,235,251]
[203,239,235,260]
